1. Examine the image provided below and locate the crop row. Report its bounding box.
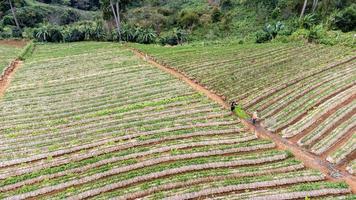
[0,139,273,191]
[282,85,355,138]
[213,182,351,200]
[133,43,354,103]
[0,42,352,199]
[311,114,356,155]
[200,46,336,101]
[244,55,356,109]
[259,64,355,120]
[160,170,326,200]
[2,150,288,198]
[0,131,253,179]
[327,134,356,164]
[346,160,355,175]
[93,158,303,199]
[297,100,356,147]
[265,75,355,132]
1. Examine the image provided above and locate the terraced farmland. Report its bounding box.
[132,42,356,173]
[0,42,353,199]
[0,41,24,75]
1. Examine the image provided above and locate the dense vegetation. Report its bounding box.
[0,42,353,199]
[0,0,355,45]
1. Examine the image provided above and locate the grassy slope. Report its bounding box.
[24,0,98,21]
[0,44,22,74]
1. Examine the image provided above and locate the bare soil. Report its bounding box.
[0,40,27,48]
[129,47,356,193]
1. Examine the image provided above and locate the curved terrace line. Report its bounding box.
[128,46,356,193]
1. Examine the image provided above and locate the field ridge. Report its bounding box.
[129,46,356,193]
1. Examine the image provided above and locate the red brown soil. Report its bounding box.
[242,120,356,192]
[290,95,356,143]
[275,83,355,133]
[129,47,356,193]
[0,59,22,99]
[320,123,356,160]
[0,40,27,48]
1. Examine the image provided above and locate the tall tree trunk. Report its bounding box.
[300,0,308,19]
[110,0,121,40]
[312,0,318,12]
[8,0,20,30]
[116,1,121,40]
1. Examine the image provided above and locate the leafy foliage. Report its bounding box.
[255,21,285,43]
[332,4,356,32]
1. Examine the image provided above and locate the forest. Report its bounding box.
[0,0,355,45]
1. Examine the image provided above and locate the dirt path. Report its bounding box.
[129,47,356,193]
[129,48,228,109]
[0,59,22,99]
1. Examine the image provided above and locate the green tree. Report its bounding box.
[300,0,308,19]
[100,0,133,40]
[35,24,50,41]
[333,4,356,32]
[7,0,21,30]
[136,27,157,44]
[178,10,199,29]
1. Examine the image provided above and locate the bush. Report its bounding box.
[48,26,63,42]
[22,28,35,39]
[178,10,200,29]
[16,6,48,27]
[60,10,80,25]
[289,28,309,41]
[63,26,85,42]
[12,27,22,38]
[120,24,137,42]
[255,30,272,43]
[221,0,233,11]
[307,25,326,43]
[159,29,188,46]
[33,24,63,42]
[77,21,106,41]
[255,21,285,43]
[298,14,318,29]
[211,7,222,23]
[332,4,356,32]
[2,15,14,26]
[136,28,157,44]
[0,26,12,39]
[89,21,106,41]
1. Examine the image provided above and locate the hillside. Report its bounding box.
[1,0,355,44]
[132,42,356,175]
[0,0,98,30]
[0,41,354,199]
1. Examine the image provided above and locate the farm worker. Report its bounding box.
[230,101,237,112]
[252,111,258,125]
